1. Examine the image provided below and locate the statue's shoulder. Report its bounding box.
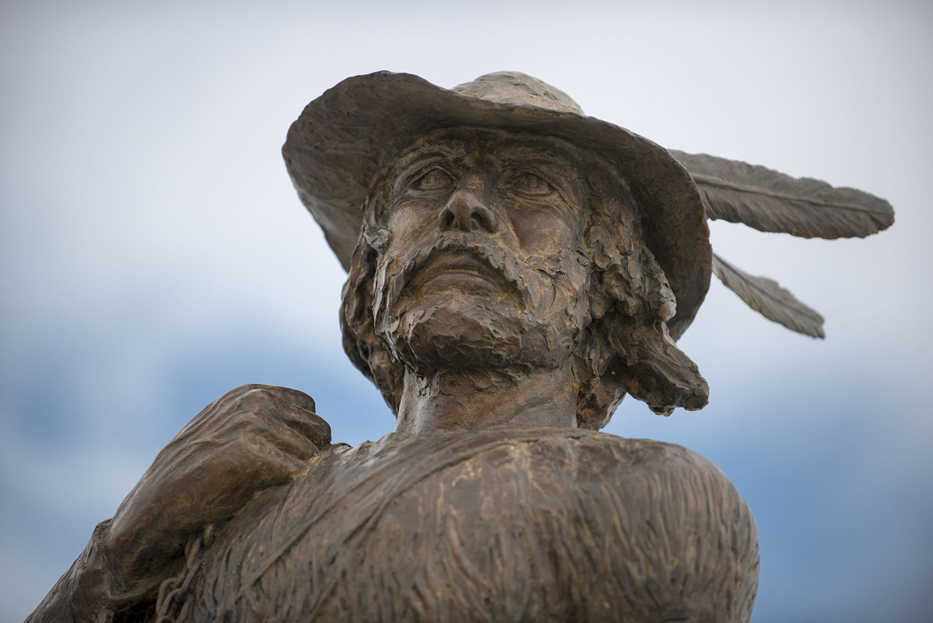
[567,431,732,487]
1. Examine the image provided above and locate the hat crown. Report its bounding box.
[453,71,584,116]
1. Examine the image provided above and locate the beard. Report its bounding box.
[371,234,589,375]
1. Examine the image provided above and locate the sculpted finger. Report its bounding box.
[265,386,330,446]
[263,385,317,413]
[228,385,330,448]
[278,405,331,448]
[241,432,313,481]
[249,412,322,461]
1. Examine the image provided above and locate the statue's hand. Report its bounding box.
[103,384,329,600]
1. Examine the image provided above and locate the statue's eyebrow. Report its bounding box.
[499,153,576,175]
[391,139,466,175]
[495,140,581,171]
[398,150,456,173]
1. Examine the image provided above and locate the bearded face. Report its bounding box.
[368,129,593,375]
[340,128,707,425]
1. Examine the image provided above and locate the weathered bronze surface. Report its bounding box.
[27,71,893,622]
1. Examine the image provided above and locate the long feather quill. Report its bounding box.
[712,253,825,338]
[670,150,894,239]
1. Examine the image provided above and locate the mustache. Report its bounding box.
[371,234,531,322]
[405,236,526,295]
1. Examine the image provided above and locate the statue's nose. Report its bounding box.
[440,190,499,233]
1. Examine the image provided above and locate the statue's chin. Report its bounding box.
[381,303,566,374]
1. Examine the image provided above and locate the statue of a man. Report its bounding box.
[28,71,892,623]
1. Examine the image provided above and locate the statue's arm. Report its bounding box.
[26,384,330,622]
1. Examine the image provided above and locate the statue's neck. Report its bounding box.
[394,364,578,434]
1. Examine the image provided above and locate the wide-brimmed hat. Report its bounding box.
[282,71,711,339]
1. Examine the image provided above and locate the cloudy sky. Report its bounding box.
[2,1,931,620]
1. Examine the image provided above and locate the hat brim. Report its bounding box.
[283,71,710,339]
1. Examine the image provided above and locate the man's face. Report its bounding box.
[369,128,592,373]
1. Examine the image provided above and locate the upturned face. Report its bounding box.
[369,128,593,373]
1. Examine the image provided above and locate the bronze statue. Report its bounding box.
[28,71,893,622]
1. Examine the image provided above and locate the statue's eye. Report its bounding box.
[412,167,453,191]
[511,172,554,197]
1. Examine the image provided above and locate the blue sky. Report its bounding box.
[2,1,931,620]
